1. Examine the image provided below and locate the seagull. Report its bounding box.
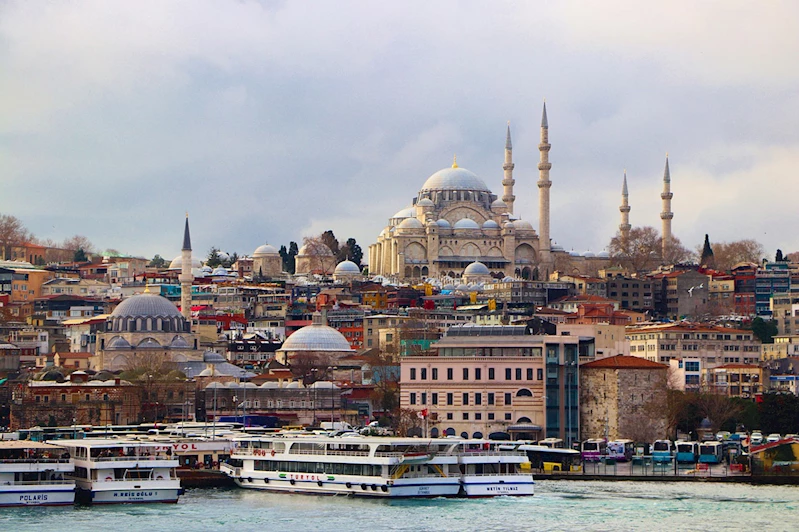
[687,286,695,297]
[697,283,704,289]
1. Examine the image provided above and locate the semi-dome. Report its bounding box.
[463,261,490,275]
[112,293,182,319]
[513,220,534,230]
[203,351,227,363]
[170,336,191,349]
[416,198,434,207]
[212,266,229,276]
[436,219,451,228]
[482,220,500,229]
[454,218,480,230]
[419,167,490,193]
[253,244,279,256]
[335,260,361,274]
[491,199,507,209]
[392,207,416,219]
[503,221,515,229]
[598,251,610,258]
[280,324,352,352]
[298,244,333,256]
[169,255,203,270]
[106,336,131,349]
[398,218,424,229]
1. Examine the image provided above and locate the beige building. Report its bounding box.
[559,323,629,360]
[761,335,799,361]
[580,355,669,442]
[41,278,110,297]
[627,323,760,369]
[363,314,409,351]
[252,244,283,279]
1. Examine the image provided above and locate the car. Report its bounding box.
[767,433,782,443]
[716,431,731,441]
[750,432,764,445]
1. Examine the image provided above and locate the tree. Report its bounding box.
[694,392,743,434]
[320,230,340,257]
[608,226,662,273]
[287,353,334,386]
[61,235,96,254]
[301,236,337,275]
[149,254,167,268]
[751,316,777,344]
[758,393,799,435]
[338,237,363,265]
[287,241,298,274]
[700,234,715,269]
[662,235,694,265]
[708,239,765,272]
[0,214,32,260]
[73,248,88,262]
[206,247,222,268]
[224,252,239,268]
[776,249,786,262]
[364,349,400,415]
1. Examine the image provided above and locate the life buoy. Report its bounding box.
[317,481,323,487]
[345,482,352,489]
[289,479,296,485]
[361,483,367,490]
[371,484,377,491]
[271,449,276,457]
[156,475,164,480]
[381,485,388,492]
[105,476,113,481]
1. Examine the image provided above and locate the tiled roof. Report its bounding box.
[581,355,668,369]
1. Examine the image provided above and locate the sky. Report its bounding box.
[2,1,798,263]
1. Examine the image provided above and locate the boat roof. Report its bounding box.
[58,438,167,449]
[234,435,459,446]
[0,440,68,450]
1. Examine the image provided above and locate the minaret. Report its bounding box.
[502,122,515,214]
[660,154,674,258]
[178,214,194,321]
[537,101,552,265]
[619,170,631,241]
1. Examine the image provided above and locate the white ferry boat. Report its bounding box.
[457,440,535,497]
[222,435,463,498]
[0,441,76,507]
[60,439,183,504]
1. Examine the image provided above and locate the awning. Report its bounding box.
[507,423,543,432]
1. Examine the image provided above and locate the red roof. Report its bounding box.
[581,355,668,370]
[713,363,760,370]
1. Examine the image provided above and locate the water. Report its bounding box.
[2,481,797,532]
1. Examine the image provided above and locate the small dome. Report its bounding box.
[569,250,582,257]
[169,255,203,270]
[112,293,182,319]
[454,218,480,230]
[203,351,227,363]
[398,218,424,229]
[106,336,131,349]
[583,251,596,258]
[260,381,280,389]
[514,220,534,230]
[253,244,279,257]
[464,261,490,275]
[285,381,301,389]
[491,198,507,209]
[502,276,515,282]
[417,198,434,207]
[41,370,65,382]
[281,324,352,352]
[201,265,213,273]
[442,284,455,291]
[551,241,565,252]
[503,221,515,229]
[335,260,361,274]
[212,266,228,276]
[436,219,451,228]
[392,207,416,219]
[456,283,470,291]
[310,381,339,389]
[482,220,500,229]
[598,251,610,258]
[419,167,490,193]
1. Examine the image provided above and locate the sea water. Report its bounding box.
[1,481,796,532]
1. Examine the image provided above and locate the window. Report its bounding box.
[463,368,469,380]
[410,368,416,380]
[516,368,522,380]
[447,368,453,380]
[475,368,482,380]
[475,413,482,420]
[462,393,469,406]
[475,393,482,405]
[488,368,495,380]
[410,393,416,405]
[421,368,427,380]
[527,368,533,380]
[462,413,469,420]
[505,413,512,421]
[421,393,427,405]
[432,368,438,380]
[446,413,453,420]
[447,393,453,406]
[488,413,495,421]
[432,393,438,405]
[504,393,512,406]
[537,368,543,380]
[505,368,512,380]
[488,393,495,405]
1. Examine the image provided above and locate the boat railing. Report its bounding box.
[0,479,75,486]
[0,458,71,464]
[91,476,180,482]
[458,451,525,457]
[86,455,175,462]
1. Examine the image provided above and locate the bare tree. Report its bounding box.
[287,352,335,385]
[0,214,32,260]
[62,235,96,254]
[363,349,399,415]
[700,239,765,272]
[663,235,694,265]
[301,236,337,275]
[394,408,422,437]
[695,392,742,434]
[608,226,662,273]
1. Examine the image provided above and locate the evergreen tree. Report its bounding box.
[287,241,298,274]
[321,230,339,256]
[700,234,715,269]
[751,317,777,344]
[206,247,222,268]
[149,254,167,268]
[776,249,785,262]
[73,248,88,262]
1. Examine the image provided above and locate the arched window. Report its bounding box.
[472,432,483,439]
[430,427,439,438]
[516,388,533,397]
[460,432,469,439]
[517,416,532,423]
[445,427,456,436]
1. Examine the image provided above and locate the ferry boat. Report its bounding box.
[457,440,535,497]
[60,439,183,504]
[0,441,76,507]
[222,435,463,498]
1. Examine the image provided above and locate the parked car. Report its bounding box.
[767,433,782,443]
[750,432,764,445]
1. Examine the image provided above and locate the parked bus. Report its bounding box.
[519,444,581,473]
[581,439,607,462]
[675,441,699,463]
[652,439,673,463]
[538,438,565,449]
[698,441,723,464]
[606,439,635,462]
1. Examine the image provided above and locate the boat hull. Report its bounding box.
[460,476,535,497]
[233,474,460,498]
[0,485,76,507]
[77,485,183,504]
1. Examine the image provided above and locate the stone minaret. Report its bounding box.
[179,214,194,321]
[502,122,515,214]
[619,170,631,241]
[537,101,552,265]
[660,154,674,257]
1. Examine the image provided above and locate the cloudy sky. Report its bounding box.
[2,1,798,263]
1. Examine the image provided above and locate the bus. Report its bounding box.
[606,439,635,462]
[652,439,673,463]
[581,439,607,462]
[675,441,699,463]
[538,438,565,449]
[519,444,581,473]
[698,441,723,464]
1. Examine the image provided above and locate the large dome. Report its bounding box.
[280,324,352,352]
[464,261,490,275]
[169,255,203,270]
[420,167,490,193]
[253,244,279,257]
[335,260,361,274]
[111,293,182,319]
